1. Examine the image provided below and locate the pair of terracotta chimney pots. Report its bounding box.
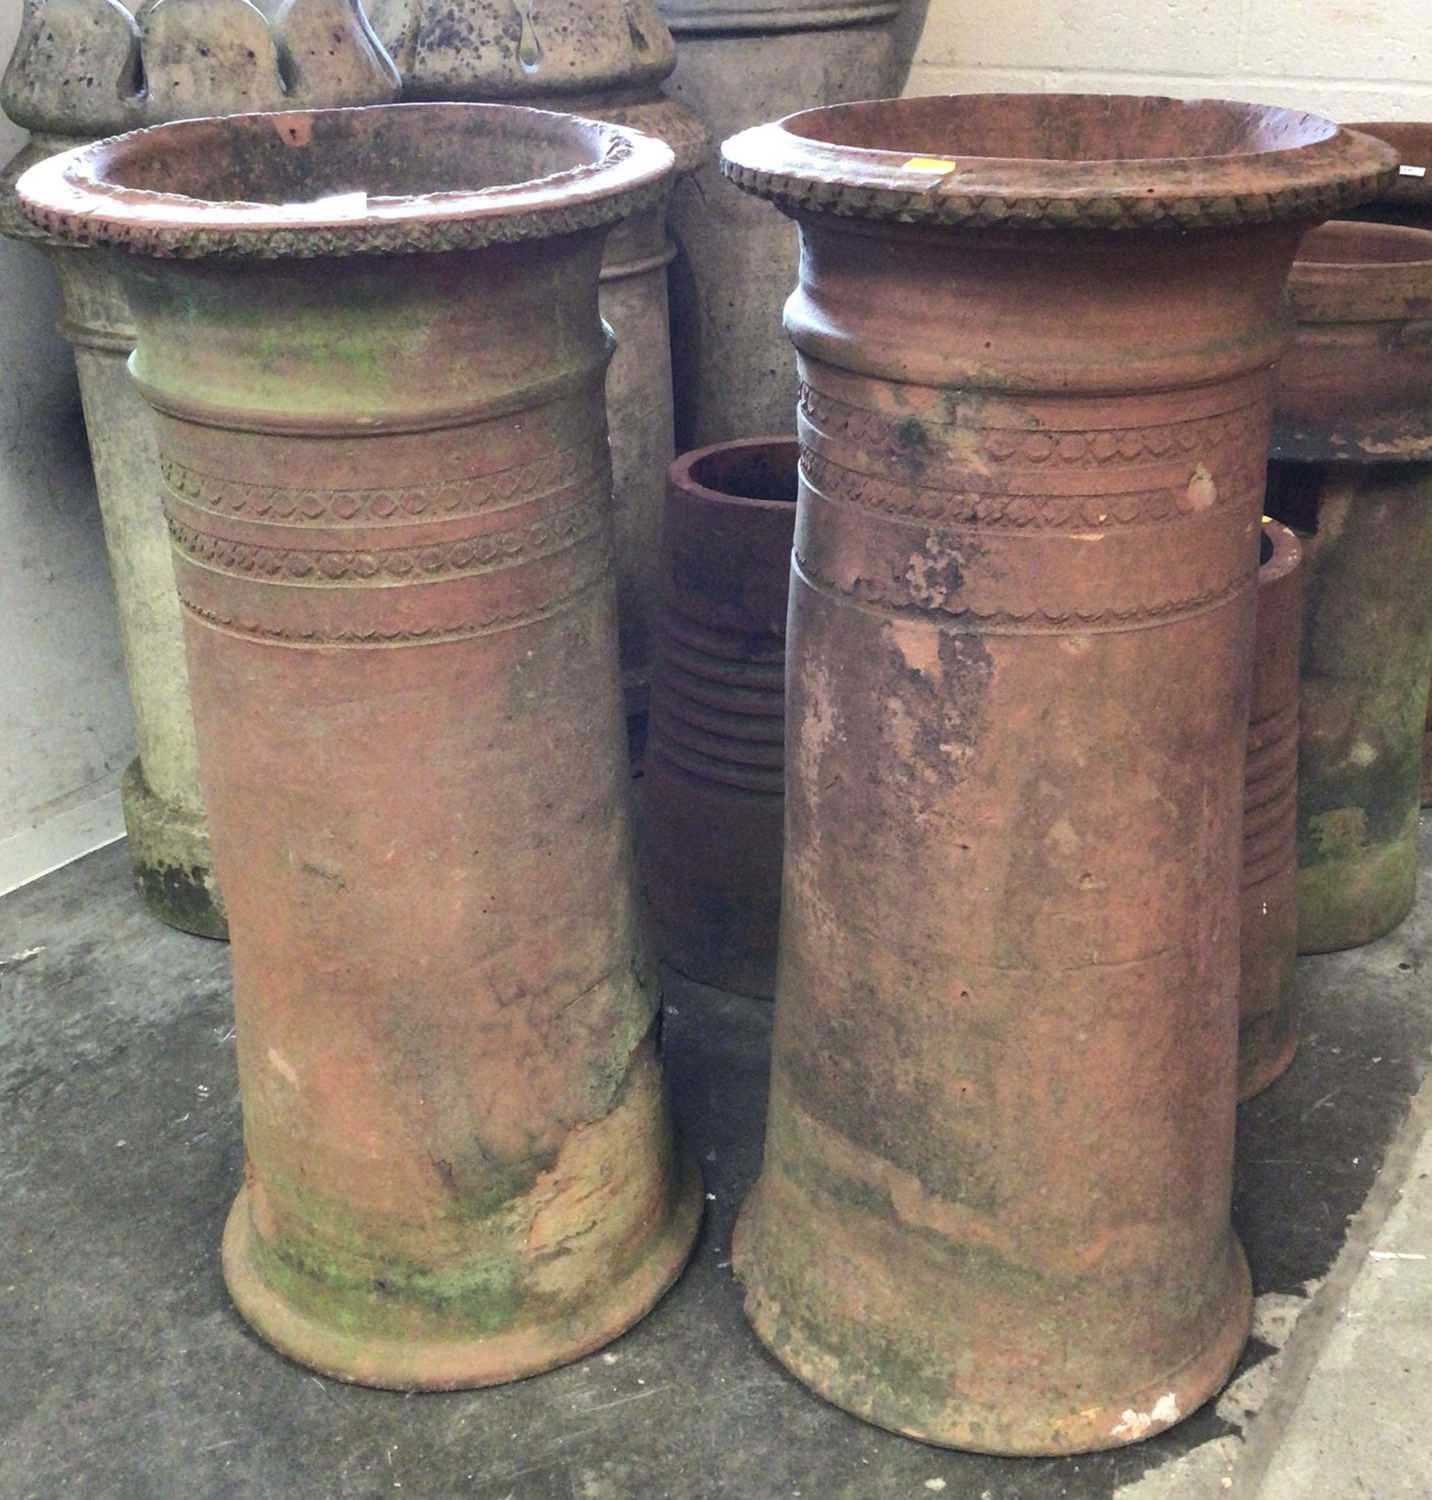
[17,94,1405,1455]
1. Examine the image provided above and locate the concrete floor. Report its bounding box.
[2,829,1431,1499]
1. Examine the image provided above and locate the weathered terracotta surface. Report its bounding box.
[1241,520,1303,1101]
[2,0,400,934]
[1273,221,1432,466]
[360,0,711,728]
[1342,122,1432,230]
[1268,220,1432,953]
[721,94,1395,1455]
[1340,124,1432,807]
[19,103,701,1389]
[663,8,910,447]
[643,437,796,999]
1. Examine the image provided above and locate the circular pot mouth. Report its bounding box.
[1345,121,1432,209]
[721,93,1399,232]
[1260,517,1301,585]
[671,437,800,511]
[16,102,675,259]
[1287,219,1432,322]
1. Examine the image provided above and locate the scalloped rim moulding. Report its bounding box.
[17,103,672,258]
[721,93,1398,233]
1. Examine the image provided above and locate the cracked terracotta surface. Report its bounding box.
[18,102,700,1388]
[720,93,1395,1455]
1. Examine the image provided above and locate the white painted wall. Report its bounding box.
[0,0,132,895]
[905,0,1432,121]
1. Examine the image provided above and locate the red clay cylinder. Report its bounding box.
[721,94,1394,1455]
[19,103,703,1390]
[1241,520,1303,1101]
[643,437,798,998]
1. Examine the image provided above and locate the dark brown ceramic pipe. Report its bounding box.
[721,93,1395,1455]
[1240,519,1303,1100]
[19,103,702,1391]
[643,436,797,998]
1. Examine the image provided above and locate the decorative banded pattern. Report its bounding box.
[20,170,669,261]
[167,497,605,584]
[722,159,1396,234]
[800,446,1262,531]
[61,316,135,356]
[796,376,1263,628]
[158,443,604,525]
[799,382,1267,471]
[793,548,1253,635]
[179,567,609,647]
[660,618,785,699]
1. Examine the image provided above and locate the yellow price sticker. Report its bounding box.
[903,156,959,173]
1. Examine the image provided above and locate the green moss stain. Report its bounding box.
[243,1166,535,1340]
[1294,634,1426,947]
[432,1147,555,1224]
[763,1113,1040,1299]
[239,1012,662,1343]
[1289,465,1432,948]
[1296,826,1418,950]
[1297,725,1424,864]
[133,860,227,940]
[742,1211,955,1421]
[251,1227,529,1340]
[126,257,455,421]
[894,417,931,453]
